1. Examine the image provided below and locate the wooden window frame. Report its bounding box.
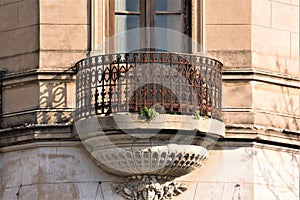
[91,0,205,53]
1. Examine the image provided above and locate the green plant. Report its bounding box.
[140,107,157,120]
[194,110,201,120]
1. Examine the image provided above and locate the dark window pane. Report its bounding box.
[115,15,140,52]
[115,0,140,12]
[156,15,181,32]
[156,15,183,51]
[156,0,181,11]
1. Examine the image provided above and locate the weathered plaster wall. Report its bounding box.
[0,142,298,200]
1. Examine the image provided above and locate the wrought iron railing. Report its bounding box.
[75,52,223,121]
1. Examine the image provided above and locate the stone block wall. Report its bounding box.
[206,0,300,143]
[39,0,89,70]
[0,0,89,128]
[0,0,39,73]
[0,142,298,200]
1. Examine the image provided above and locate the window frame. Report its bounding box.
[91,0,205,53]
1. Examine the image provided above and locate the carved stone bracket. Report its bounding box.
[113,175,187,200]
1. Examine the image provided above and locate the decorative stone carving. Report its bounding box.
[91,144,209,177]
[113,175,187,200]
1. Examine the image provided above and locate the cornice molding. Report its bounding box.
[225,124,300,149]
[0,124,77,148]
[222,69,300,88]
[2,69,77,87]
[0,141,82,153]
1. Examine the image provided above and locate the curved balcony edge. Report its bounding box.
[74,52,223,122]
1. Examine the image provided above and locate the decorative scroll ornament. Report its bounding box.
[113,175,187,200]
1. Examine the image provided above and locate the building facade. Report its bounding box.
[0,0,299,199]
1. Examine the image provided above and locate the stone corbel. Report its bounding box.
[113,175,187,200]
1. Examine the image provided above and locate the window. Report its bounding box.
[111,0,191,52]
[91,0,204,53]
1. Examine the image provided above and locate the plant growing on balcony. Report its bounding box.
[193,110,209,120]
[194,110,202,120]
[140,107,158,120]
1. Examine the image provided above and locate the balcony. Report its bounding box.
[75,52,222,119]
[74,52,224,198]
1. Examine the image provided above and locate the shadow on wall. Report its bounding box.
[253,57,300,199]
[37,67,76,124]
[267,57,299,131]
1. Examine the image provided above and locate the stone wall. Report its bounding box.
[0,0,39,73]
[0,0,89,128]
[0,0,299,199]
[206,0,300,142]
[39,0,89,70]
[0,142,298,199]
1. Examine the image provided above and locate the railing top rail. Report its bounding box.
[75,52,223,72]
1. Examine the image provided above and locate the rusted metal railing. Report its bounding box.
[75,52,223,121]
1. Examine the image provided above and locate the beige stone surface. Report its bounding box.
[290,0,300,6]
[66,81,75,107]
[0,0,38,31]
[207,50,252,69]
[0,52,39,73]
[2,83,39,114]
[175,146,256,199]
[0,0,21,6]
[179,147,255,183]
[223,111,255,125]
[0,143,122,200]
[254,184,299,200]
[206,0,251,25]
[1,112,37,128]
[254,112,300,131]
[206,25,251,51]
[0,3,17,32]
[0,25,39,58]
[18,0,39,27]
[271,0,292,4]
[252,25,291,57]
[223,82,253,108]
[252,0,271,27]
[39,51,86,69]
[291,33,299,59]
[253,82,300,116]
[40,0,89,24]
[271,2,299,33]
[253,147,299,199]
[40,25,88,51]
[252,52,299,75]
[0,148,39,188]
[1,142,298,200]
[254,147,299,189]
[1,185,39,200]
[37,110,73,125]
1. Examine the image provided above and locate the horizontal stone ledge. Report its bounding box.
[0,124,77,147]
[2,108,74,117]
[2,69,77,86]
[0,140,82,153]
[224,125,300,148]
[222,69,300,88]
[76,114,225,138]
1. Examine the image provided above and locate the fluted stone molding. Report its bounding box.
[91,144,209,176]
